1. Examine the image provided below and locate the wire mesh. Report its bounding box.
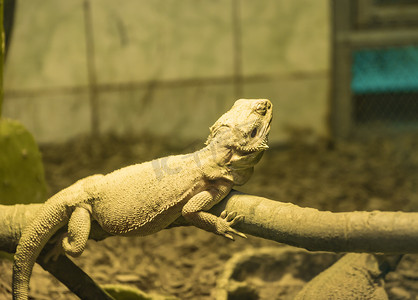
[351,45,418,132]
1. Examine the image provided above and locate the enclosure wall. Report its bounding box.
[2,0,330,144]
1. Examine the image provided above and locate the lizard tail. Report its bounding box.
[12,196,69,300]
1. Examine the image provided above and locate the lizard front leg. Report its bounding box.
[182,186,246,240]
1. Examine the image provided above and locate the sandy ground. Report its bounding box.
[1,131,417,299]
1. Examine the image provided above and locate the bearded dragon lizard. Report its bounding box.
[12,98,273,300]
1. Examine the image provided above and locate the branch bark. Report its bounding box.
[1,190,418,298]
[213,190,418,254]
[38,244,114,300]
[2,190,418,255]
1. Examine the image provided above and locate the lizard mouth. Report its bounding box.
[258,114,273,143]
[264,116,272,136]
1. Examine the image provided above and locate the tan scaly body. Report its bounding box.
[12,99,273,300]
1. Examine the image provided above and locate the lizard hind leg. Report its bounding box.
[61,206,91,257]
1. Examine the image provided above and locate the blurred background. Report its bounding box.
[3,0,330,143]
[3,0,418,143]
[1,1,418,299]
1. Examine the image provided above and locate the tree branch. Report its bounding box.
[2,190,418,297]
[211,190,418,254]
[37,244,114,300]
[3,190,418,255]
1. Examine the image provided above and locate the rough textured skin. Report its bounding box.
[12,99,273,300]
[295,253,389,300]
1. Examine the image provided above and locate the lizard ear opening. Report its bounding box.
[205,124,230,146]
[205,123,221,146]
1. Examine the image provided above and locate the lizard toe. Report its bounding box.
[217,211,247,240]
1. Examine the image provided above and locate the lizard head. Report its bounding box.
[205,99,273,168]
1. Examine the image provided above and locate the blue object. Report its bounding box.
[352,46,418,94]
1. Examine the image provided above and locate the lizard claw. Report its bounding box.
[220,210,228,219]
[226,211,237,222]
[224,233,235,240]
[218,210,247,240]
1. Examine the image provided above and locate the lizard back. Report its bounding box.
[90,153,224,236]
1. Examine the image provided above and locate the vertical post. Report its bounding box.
[0,0,4,118]
[331,0,353,138]
[83,0,99,139]
[232,0,243,99]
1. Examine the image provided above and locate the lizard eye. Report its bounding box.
[250,128,257,138]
